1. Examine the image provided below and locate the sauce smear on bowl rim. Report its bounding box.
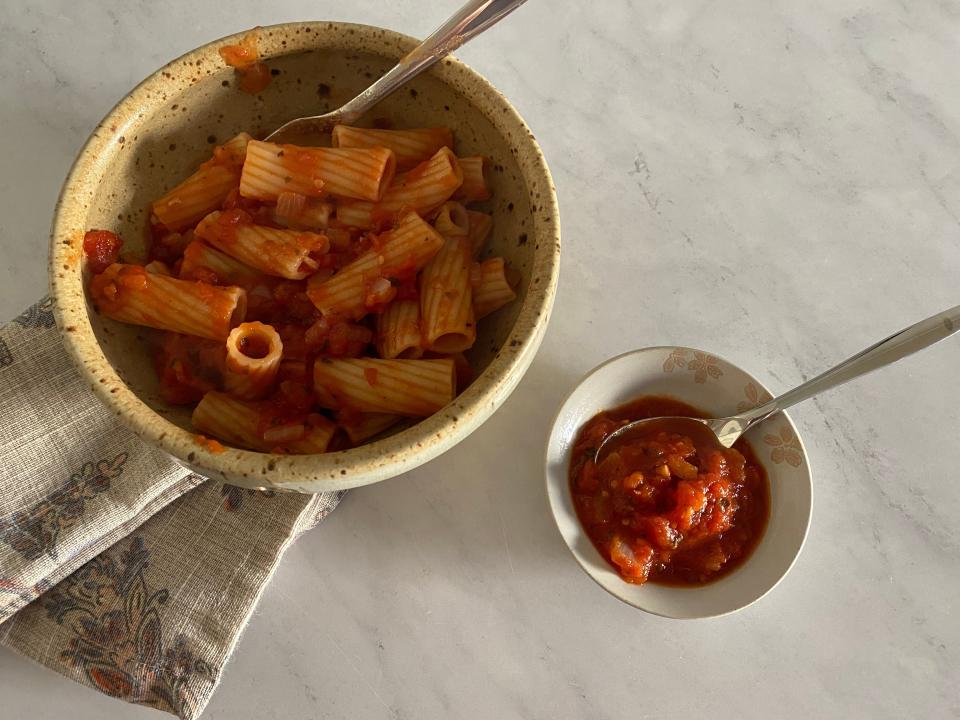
[569,395,770,586]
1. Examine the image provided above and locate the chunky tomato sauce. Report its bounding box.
[218,32,272,94]
[570,396,769,586]
[83,230,123,274]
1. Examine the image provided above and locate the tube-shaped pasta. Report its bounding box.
[466,211,493,256]
[144,261,172,275]
[331,125,454,171]
[307,211,444,319]
[339,412,402,444]
[334,147,464,229]
[90,263,246,341]
[195,210,329,280]
[433,201,469,238]
[376,300,423,359]
[224,322,283,400]
[313,358,455,416]
[420,236,476,353]
[452,156,491,202]
[180,240,262,285]
[472,257,519,318]
[217,132,253,165]
[272,195,334,230]
[192,391,337,453]
[151,165,239,231]
[151,132,252,231]
[240,140,396,202]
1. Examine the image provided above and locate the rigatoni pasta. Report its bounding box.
[84,121,520,455]
[467,211,493,256]
[90,263,246,341]
[338,412,403,444]
[332,125,453,171]
[472,257,519,318]
[224,322,283,399]
[453,156,491,202]
[195,210,330,280]
[151,132,252,231]
[420,236,476,353]
[193,391,337,453]
[180,240,263,285]
[377,300,423,359]
[240,140,396,202]
[306,211,444,319]
[313,358,455,416]
[433,201,470,238]
[335,147,464,229]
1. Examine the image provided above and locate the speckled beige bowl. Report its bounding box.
[49,22,560,493]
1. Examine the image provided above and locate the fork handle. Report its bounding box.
[336,0,529,124]
[739,303,960,427]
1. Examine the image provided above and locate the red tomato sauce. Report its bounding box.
[83,230,123,274]
[194,434,226,453]
[569,396,769,586]
[218,32,272,95]
[154,332,226,405]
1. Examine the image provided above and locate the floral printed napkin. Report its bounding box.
[0,298,344,718]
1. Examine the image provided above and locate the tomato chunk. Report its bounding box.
[569,396,770,586]
[83,230,123,274]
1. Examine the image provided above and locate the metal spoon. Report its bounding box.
[596,303,960,463]
[266,0,529,142]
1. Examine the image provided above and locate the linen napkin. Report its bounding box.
[0,297,344,718]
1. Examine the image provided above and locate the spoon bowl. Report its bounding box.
[595,415,744,465]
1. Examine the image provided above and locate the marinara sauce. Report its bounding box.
[569,396,769,586]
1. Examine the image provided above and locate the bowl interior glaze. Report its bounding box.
[51,23,560,492]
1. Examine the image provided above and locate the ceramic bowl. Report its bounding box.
[545,347,812,618]
[49,22,560,493]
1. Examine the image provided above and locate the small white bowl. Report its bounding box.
[545,347,813,619]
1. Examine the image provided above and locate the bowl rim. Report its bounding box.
[49,21,561,492]
[544,345,814,619]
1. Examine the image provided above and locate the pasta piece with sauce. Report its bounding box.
[306,211,444,319]
[192,391,338,453]
[335,147,464,229]
[84,122,519,456]
[338,412,403,444]
[452,156,491,202]
[313,358,455,416]
[466,211,493,256]
[419,203,476,353]
[376,299,424,359]
[433,201,470,238]
[179,240,263,285]
[90,263,246,341]
[331,125,454,171]
[195,210,329,280]
[472,257,519,319]
[224,322,283,400]
[240,140,396,202]
[151,132,252,231]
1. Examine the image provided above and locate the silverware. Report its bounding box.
[595,304,960,463]
[267,0,528,141]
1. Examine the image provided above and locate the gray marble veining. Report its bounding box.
[1,1,958,718]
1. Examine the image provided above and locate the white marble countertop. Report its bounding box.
[2,0,958,717]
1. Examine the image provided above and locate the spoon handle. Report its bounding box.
[335,0,529,125]
[740,303,960,426]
